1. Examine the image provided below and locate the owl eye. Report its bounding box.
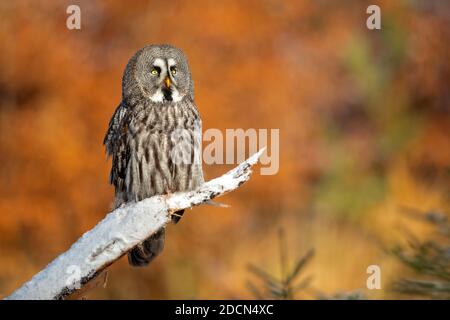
[170,66,177,75]
[151,66,161,76]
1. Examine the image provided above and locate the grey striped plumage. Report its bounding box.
[104,45,203,267]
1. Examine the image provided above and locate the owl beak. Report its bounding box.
[164,77,171,89]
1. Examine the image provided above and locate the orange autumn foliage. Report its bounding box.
[0,1,449,299]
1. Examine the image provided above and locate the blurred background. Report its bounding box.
[0,0,449,299]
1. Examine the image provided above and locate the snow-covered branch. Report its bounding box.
[6,149,265,300]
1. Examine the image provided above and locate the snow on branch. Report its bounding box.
[5,148,265,300]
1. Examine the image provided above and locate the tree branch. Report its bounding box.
[5,148,265,300]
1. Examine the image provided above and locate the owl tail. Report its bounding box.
[127,210,185,267]
[128,227,165,267]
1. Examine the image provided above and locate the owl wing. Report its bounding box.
[103,103,129,192]
[103,103,128,154]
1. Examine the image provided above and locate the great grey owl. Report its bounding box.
[104,44,204,267]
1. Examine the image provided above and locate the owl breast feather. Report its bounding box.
[121,100,204,204]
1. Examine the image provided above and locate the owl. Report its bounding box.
[104,45,204,267]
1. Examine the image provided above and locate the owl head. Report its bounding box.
[122,44,194,105]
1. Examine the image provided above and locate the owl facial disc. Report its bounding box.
[149,58,182,103]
